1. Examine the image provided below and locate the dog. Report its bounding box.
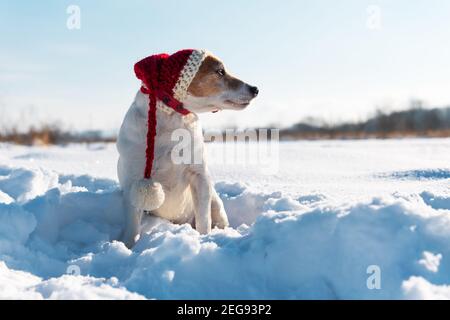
[117,50,258,247]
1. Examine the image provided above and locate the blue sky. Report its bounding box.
[1,0,450,131]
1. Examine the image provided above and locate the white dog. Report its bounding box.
[117,49,258,247]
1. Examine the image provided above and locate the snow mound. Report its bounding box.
[0,262,144,300]
[1,161,450,299]
[402,276,450,300]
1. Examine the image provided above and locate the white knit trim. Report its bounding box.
[173,49,209,102]
[156,100,174,115]
[156,100,198,126]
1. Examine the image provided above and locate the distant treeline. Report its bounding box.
[281,106,450,140]
[1,104,450,145]
[0,125,115,146]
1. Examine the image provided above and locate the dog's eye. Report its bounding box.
[216,68,225,77]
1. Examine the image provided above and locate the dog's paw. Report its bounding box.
[130,179,165,211]
[213,218,229,229]
[122,232,140,249]
[195,218,212,235]
[212,208,229,229]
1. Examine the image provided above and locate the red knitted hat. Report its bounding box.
[134,49,208,179]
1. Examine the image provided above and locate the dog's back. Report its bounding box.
[117,91,201,223]
[117,92,148,193]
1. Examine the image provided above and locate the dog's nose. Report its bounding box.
[249,86,259,97]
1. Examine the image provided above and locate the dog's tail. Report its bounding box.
[129,179,165,211]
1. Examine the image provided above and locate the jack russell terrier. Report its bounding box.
[117,49,258,247]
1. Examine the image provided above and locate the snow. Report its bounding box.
[0,139,449,299]
[402,277,450,300]
[0,261,144,300]
[418,251,442,273]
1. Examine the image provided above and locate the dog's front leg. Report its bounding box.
[189,172,212,234]
[121,198,143,248]
[211,188,229,229]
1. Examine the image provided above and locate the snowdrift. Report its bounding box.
[0,142,450,299]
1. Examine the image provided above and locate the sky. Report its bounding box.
[1,0,450,132]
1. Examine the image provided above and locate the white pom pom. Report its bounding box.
[130,179,165,211]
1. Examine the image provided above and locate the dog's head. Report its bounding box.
[184,54,258,113]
